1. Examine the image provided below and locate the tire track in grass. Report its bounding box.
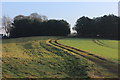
[92,40,117,49]
[92,40,104,47]
[54,40,107,61]
[46,39,119,76]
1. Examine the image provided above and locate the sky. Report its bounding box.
[1,2,119,33]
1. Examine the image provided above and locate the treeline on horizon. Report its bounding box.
[8,13,70,38]
[2,13,119,40]
[73,14,119,40]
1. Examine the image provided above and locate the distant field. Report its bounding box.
[59,38,119,62]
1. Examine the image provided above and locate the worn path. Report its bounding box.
[46,39,119,77]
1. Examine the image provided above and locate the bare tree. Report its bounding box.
[2,16,13,37]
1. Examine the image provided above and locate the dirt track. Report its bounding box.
[46,39,119,77]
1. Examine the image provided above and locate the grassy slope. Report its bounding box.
[99,40,118,49]
[2,36,89,78]
[59,38,119,62]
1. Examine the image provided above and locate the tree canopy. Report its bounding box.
[2,13,119,40]
[9,13,70,38]
[73,14,119,40]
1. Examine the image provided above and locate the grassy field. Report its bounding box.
[2,36,89,78]
[2,36,119,78]
[59,38,119,62]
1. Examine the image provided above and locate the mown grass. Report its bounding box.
[98,40,118,49]
[59,38,119,62]
[2,36,89,78]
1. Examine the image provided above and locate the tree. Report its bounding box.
[2,16,13,37]
[10,13,70,38]
[42,19,70,36]
[74,16,94,37]
[14,15,25,21]
[30,13,48,22]
[73,14,118,39]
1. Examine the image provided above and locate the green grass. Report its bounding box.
[2,36,88,78]
[98,39,118,49]
[2,36,119,78]
[59,38,119,62]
